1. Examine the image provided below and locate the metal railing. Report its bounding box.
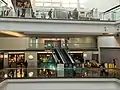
[28,43,96,49]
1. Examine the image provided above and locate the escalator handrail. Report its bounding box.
[56,48,65,64]
[58,48,68,64]
[52,52,58,63]
[64,49,74,64]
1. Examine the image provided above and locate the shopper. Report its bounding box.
[113,59,116,68]
[32,12,36,18]
[24,60,28,77]
[100,63,107,76]
[21,1,27,17]
[48,9,52,19]
[17,2,22,17]
[24,60,28,68]
[68,11,72,19]
[73,8,78,20]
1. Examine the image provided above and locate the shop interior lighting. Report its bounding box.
[4,55,8,59]
[28,55,34,60]
[83,53,87,57]
[4,74,8,78]
[28,72,34,77]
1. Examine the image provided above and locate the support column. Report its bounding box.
[4,53,8,68]
[25,52,37,77]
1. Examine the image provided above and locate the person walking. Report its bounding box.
[48,9,52,19]
[73,8,78,20]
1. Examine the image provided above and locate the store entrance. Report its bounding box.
[8,53,25,78]
[37,52,56,77]
[69,53,84,63]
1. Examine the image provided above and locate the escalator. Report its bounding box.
[60,48,74,64]
[52,52,60,64]
[53,48,65,64]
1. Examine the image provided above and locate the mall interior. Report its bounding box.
[0,0,120,90]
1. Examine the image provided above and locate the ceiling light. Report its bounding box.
[83,54,87,57]
[0,31,25,37]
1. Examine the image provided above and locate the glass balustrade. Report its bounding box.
[0,0,119,21]
[0,68,119,79]
[28,43,96,49]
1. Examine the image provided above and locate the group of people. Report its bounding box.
[16,1,31,17]
[68,8,78,20]
[0,5,13,17]
[48,8,79,20]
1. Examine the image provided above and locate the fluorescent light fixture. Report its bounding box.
[83,53,87,57]
[0,31,25,37]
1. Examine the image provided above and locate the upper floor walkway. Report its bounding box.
[0,17,118,35]
[0,0,120,34]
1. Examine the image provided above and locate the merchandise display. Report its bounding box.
[8,53,25,78]
[37,53,56,77]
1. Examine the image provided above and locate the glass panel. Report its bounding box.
[70,0,77,3]
[52,0,61,2]
[62,0,69,3]
[44,3,51,6]
[44,0,51,2]
[62,4,69,7]
[70,4,77,8]
[52,3,60,7]
[35,0,43,2]
[35,3,43,6]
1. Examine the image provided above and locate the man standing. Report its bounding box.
[48,9,52,19]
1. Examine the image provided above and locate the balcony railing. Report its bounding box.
[0,68,119,79]
[0,5,117,21]
[28,43,97,49]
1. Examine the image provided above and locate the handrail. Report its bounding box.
[1,0,7,5]
[56,48,65,64]
[104,5,120,13]
[55,48,65,64]
[64,49,74,64]
[52,52,58,63]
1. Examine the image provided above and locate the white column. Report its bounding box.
[4,53,8,68]
[25,52,37,77]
